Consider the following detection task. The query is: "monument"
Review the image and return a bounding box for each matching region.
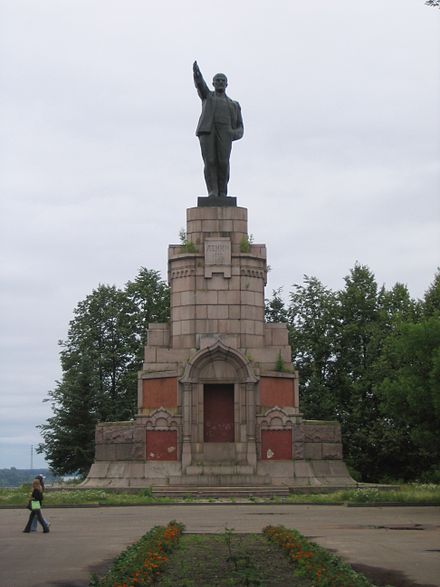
[83,64,354,490]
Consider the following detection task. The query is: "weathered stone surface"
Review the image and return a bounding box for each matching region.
[264,323,288,346]
[102,425,135,443]
[292,442,305,459]
[147,323,170,347]
[114,444,138,460]
[322,443,343,460]
[257,461,295,477]
[154,348,189,363]
[293,460,315,479]
[95,444,116,461]
[304,443,323,459]
[303,422,340,442]
[107,463,130,478]
[87,462,109,478]
[95,427,104,443]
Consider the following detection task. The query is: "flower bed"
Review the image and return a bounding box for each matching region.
[263,525,374,587]
[90,520,184,586]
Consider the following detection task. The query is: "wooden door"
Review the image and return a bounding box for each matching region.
[203,384,234,442]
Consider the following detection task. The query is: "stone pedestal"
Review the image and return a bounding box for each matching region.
[84,201,354,489]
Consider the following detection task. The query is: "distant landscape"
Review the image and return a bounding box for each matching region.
[0,468,62,487]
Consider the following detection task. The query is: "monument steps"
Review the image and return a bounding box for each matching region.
[168,473,272,486]
[151,485,290,498]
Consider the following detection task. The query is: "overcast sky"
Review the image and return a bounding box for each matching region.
[1,1,439,469]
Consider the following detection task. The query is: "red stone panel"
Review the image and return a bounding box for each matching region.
[142,377,177,408]
[146,430,178,461]
[204,384,234,442]
[260,377,295,407]
[261,430,292,460]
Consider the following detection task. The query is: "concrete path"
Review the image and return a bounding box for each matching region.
[0,505,439,587]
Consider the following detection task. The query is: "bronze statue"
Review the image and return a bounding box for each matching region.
[193,61,244,197]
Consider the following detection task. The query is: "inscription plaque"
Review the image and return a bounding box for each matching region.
[204,238,231,278]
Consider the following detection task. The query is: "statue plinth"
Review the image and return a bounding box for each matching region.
[198,195,237,207]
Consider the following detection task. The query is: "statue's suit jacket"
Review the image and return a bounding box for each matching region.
[194,74,244,141]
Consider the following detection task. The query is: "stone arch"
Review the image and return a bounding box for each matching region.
[180,339,257,384]
[143,408,179,430]
[259,407,295,430]
[179,339,258,469]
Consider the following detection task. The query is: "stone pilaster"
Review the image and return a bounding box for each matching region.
[181,382,192,468]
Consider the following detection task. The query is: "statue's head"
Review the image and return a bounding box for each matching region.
[212,73,228,92]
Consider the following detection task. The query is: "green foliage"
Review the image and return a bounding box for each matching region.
[91,521,184,586]
[38,268,169,476]
[265,288,289,323]
[376,317,440,480]
[178,228,198,253]
[264,525,374,586]
[423,269,440,317]
[275,352,284,372]
[289,275,339,421]
[274,352,290,373]
[287,264,434,482]
[239,234,254,253]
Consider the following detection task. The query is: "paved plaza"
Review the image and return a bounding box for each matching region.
[1,505,439,586]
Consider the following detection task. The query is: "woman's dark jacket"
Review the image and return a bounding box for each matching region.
[31,488,44,504]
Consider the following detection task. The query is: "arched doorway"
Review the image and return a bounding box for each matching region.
[180,339,258,470]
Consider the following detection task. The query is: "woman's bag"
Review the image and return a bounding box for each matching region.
[31,500,41,510]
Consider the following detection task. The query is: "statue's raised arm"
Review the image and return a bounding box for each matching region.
[193,60,201,78]
[193,60,209,100]
[193,60,244,199]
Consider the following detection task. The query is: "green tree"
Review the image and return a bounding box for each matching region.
[332,265,418,480]
[423,269,440,317]
[377,317,440,480]
[38,268,170,476]
[289,276,339,420]
[40,356,98,475]
[289,265,418,481]
[125,267,171,362]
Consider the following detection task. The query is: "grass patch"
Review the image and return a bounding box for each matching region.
[308,484,440,505]
[274,484,440,505]
[0,487,174,507]
[1,484,439,507]
[156,530,312,586]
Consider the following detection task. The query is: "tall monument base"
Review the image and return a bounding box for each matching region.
[83,202,354,490]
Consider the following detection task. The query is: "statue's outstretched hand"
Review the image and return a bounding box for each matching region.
[193,61,201,77]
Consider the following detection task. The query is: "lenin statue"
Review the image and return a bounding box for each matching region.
[193,61,244,198]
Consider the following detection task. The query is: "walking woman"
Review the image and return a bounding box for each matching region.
[23,479,50,533]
